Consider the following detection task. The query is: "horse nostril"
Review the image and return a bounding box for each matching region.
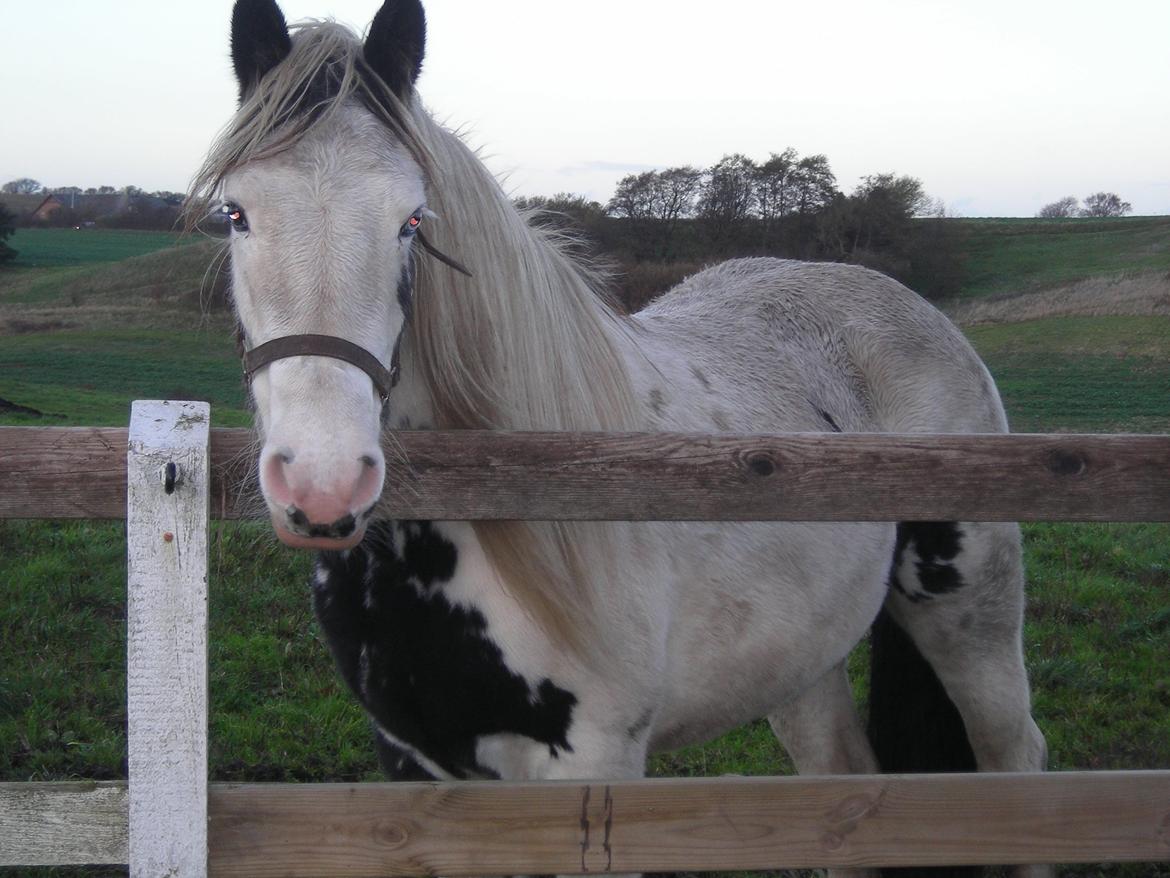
[288,506,309,528]
[359,454,378,469]
[333,514,356,537]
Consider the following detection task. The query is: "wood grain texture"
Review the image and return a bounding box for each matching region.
[126,401,210,878]
[6,772,1170,871]
[206,772,1170,876]
[0,782,128,866]
[2,427,1169,521]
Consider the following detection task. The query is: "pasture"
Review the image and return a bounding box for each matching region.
[1,225,1169,877]
[955,215,1170,299]
[4,229,187,269]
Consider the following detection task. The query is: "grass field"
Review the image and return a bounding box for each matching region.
[2,225,1169,877]
[956,215,1170,299]
[0,330,250,427]
[3,228,187,268]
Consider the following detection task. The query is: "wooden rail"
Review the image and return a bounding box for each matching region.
[2,426,1169,521]
[1,414,1169,876]
[4,772,1169,874]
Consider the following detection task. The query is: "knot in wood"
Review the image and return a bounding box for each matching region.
[1046,448,1086,477]
[743,450,778,477]
[372,818,410,849]
[820,830,845,852]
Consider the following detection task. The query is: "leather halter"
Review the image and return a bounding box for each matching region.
[236,233,470,405]
[242,333,398,403]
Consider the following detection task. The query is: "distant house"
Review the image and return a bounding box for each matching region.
[28,191,174,226]
[0,193,50,222]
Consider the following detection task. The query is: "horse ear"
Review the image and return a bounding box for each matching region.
[363,0,427,98]
[231,0,293,101]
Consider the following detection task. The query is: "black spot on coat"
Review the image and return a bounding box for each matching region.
[888,521,965,602]
[314,521,577,779]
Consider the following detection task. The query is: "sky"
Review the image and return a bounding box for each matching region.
[2,0,1168,217]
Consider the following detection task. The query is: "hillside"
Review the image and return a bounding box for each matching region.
[0,229,242,425]
[1,221,1168,429]
[952,216,1170,299]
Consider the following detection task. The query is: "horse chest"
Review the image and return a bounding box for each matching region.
[311,521,577,779]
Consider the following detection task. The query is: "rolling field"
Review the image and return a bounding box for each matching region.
[956,215,1170,299]
[2,226,1169,877]
[4,228,187,268]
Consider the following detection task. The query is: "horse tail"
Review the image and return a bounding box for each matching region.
[867,604,979,878]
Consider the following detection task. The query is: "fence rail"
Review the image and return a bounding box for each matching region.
[1,408,1168,877]
[4,772,1170,874]
[3,426,1169,521]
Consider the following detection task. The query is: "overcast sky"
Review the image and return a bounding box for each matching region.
[3,1,1168,216]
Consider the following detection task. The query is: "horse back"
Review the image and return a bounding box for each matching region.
[632,257,1007,435]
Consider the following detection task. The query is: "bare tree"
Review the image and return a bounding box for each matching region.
[606,172,656,222]
[754,148,798,246]
[1037,196,1079,218]
[2,178,43,195]
[647,167,702,259]
[1080,192,1132,218]
[698,154,758,252]
[791,154,838,216]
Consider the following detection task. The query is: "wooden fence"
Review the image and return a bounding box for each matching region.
[1,400,1168,876]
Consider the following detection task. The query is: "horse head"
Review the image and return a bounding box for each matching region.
[215,0,429,549]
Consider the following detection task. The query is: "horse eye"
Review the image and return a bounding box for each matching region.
[221,202,249,232]
[400,212,422,238]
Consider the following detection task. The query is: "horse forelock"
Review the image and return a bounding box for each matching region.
[185,19,431,230]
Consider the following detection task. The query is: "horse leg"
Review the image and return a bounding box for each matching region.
[769,661,877,776]
[884,521,1050,878]
[769,662,879,878]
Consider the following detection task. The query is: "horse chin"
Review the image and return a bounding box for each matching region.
[271,519,368,551]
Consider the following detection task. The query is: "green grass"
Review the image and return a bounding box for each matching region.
[0,520,376,786]
[1023,521,1170,772]
[956,216,1170,299]
[0,330,250,427]
[4,228,188,269]
[967,316,1170,433]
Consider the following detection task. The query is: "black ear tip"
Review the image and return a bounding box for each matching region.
[364,0,427,96]
[230,0,292,98]
[231,0,290,37]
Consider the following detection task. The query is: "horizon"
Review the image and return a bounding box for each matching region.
[2,1,1168,218]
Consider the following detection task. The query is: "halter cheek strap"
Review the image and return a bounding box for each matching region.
[242,333,398,403]
[236,234,470,404]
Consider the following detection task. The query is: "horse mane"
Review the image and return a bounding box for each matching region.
[187,20,643,654]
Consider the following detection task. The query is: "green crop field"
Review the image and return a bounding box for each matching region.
[1,222,1168,878]
[956,216,1170,299]
[4,228,187,268]
[0,330,250,427]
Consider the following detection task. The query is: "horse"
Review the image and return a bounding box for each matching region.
[191,2,1049,875]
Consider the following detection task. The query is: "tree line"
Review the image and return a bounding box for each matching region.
[0,179,187,238]
[2,178,186,202]
[517,150,965,299]
[1037,193,1132,218]
[517,152,1138,302]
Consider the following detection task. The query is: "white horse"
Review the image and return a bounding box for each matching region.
[192,2,1048,875]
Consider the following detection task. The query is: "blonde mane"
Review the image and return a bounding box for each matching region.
[188,20,643,653]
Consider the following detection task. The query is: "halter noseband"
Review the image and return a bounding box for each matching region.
[236,235,471,404]
[242,334,398,403]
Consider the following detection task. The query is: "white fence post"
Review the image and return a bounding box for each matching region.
[126,401,210,878]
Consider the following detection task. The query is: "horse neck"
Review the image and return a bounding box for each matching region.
[405,117,639,434]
